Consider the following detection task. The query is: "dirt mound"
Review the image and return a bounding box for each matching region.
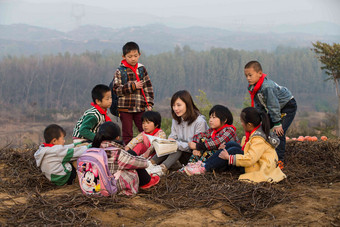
[0,140,339,226]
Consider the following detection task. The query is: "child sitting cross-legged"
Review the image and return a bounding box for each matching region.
[92,121,160,195]
[182,105,239,172]
[34,124,88,186]
[125,111,166,158]
[184,107,286,183]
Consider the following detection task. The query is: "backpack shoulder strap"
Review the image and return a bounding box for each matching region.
[137,66,145,80]
[118,65,128,84]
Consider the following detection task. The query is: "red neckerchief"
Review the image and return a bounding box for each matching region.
[211,124,236,139]
[242,124,261,151]
[121,59,149,107]
[91,102,111,122]
[43,143,55,147]
[248,74,266,107]
[144,128,160,136]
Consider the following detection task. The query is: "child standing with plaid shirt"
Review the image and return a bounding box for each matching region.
[111,41,154,145]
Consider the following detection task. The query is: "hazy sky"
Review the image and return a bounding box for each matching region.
[1,0,339,32]
[20,0,340,24]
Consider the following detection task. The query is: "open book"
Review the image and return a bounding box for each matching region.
[145,135,178,157]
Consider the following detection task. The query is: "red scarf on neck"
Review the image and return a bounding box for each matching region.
[242,124,261,151]
[91,102,111,122]
[121,60,149,107]
[144,128,160,136]
[248,74,266,107]
[43,143,54,147]
[211,124,236,139]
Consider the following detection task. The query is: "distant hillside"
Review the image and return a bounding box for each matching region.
[272,21,340,36]
[0,24,339,56]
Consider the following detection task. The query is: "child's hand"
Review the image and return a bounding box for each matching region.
[218,149,229,160]
[192,150,201,156]
[188,142,197,150]
[218,142,226,150]
[135,80,143,89]
[124,146,130,151]
[147,106,152,111]
[273,125,284,137]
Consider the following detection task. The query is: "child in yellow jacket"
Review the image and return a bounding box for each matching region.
[184,107,286,183]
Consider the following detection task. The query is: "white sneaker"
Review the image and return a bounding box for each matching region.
[145,163,156,174]
[147,160,154,168]
[148,165,165,176]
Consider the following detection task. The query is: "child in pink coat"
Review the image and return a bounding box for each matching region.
[125,111,166,158]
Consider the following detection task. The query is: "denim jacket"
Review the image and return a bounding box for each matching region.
[254,77,293,124]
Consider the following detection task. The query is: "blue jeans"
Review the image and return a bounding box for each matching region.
[275,98,297,161]
[204,141,244,172]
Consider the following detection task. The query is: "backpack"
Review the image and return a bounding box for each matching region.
[109,65,145,116]
[77,148,117,196]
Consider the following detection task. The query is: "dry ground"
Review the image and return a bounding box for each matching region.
[0,140,339,226]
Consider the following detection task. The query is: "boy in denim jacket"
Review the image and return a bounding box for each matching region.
[244,61,297,169]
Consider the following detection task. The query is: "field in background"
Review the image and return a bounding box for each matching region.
[0,105,335,148]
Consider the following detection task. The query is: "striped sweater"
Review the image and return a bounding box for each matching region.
[72,107,106,141]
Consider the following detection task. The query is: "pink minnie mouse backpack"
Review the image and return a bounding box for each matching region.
[77,148,117,196]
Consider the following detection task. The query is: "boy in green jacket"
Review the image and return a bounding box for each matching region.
[73,84,112,142]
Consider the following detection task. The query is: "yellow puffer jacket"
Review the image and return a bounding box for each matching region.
[234,130,286,183]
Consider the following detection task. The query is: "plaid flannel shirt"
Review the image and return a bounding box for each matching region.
[113,63,154,113]
[100,141,148,196]
[192,126,239,151]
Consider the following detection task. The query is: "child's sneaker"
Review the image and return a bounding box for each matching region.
[147,160,154,167]
[148,164,166,176]
[277,160,284,170]
[184,164,206,176]
[192,161,203,167]
[177,165,186,173]
[179,161,202,173]
[140,174,160,189]
[145,163,155,175]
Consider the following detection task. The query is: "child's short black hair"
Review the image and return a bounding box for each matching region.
[92,84,110,103]
[122,41,140,56]
[209,105,233,125]
[44,124,66,144]
[141,111,162,128]
[245,61,262,73]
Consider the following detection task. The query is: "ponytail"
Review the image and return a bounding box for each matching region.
[241,107,271,138]
[260,112,270,138]
[92,133,105,148]
[91,122,121,148]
